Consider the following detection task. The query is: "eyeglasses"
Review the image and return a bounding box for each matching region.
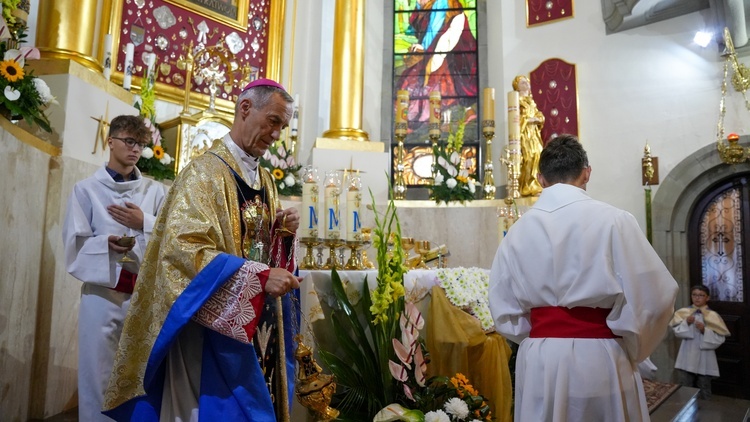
[691,293,708,297]
[111,136,147,150]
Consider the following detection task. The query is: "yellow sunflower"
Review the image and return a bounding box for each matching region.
[272,168,284,180]
[0,60,24,82]
[153,145,165,159]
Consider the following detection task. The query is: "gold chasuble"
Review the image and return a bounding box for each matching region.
[104,140,297,420]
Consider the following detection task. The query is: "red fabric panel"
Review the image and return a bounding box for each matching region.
[530,58,579,145]
[529,306,620,339]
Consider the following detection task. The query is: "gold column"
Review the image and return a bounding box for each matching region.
[322,0,369,142]
[36,0,102,72]
[267,0,286,82]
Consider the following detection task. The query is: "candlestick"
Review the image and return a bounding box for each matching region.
[483,88,495,133]
[507,91,521,198]
[394,91,409,199]
[103,34,113,81]
[429,90,441,137]
[123,43,134,90]
[482,126,496,200]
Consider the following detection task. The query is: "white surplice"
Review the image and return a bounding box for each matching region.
[672,309,725,377]
[489,183,678,422]
[63,165,167,421]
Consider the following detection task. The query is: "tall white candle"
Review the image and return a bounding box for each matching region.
[103,34,113,81]
[346,173,362,242]
[123,43,134,90]
[301,173,319,239]
[508,91,521,164]
[324,172,341,240]
[291,94,299,135]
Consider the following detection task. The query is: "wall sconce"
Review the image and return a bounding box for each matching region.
[642,143,659,185]
[722,27,750,92]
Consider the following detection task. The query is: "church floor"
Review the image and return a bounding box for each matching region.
[39,393,750,422]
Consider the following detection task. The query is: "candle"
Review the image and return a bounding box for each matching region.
[395,90,409,136]
[146,52,156,77]
[123,43,134,90]
[103,34,112,81]
[483,87,495,122]
[429,90,441,137]
[291,94,299,135]
[324,171,341,240]
[507,91,521,165]
[346,173,362,242]
[301,174,319,239]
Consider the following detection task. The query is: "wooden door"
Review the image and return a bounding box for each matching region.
[688,175,750,399]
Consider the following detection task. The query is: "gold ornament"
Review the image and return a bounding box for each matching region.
[294,335,339,421]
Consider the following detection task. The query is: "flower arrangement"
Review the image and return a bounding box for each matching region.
[134,63,175,181]
[436,268,492,331]
[260,140,302,197]
[431,112,478,204]
[315,188,494,421]
[0,2,55,132]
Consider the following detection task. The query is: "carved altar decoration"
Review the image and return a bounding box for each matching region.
[104,0,280,114]
[160,112,232,173]
[529,58,579,145]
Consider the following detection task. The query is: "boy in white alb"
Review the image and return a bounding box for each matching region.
[63,115,167,421]
[671,284,729,399]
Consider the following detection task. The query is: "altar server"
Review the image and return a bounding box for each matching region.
[63,114,167,421]
[489,134,678,422]
[671,284,729,399]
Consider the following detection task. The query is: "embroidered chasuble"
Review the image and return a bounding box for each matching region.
[103,140,298,421]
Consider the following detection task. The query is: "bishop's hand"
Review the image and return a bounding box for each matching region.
[265,268,302,297]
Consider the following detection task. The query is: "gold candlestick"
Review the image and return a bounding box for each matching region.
[299,237,321,270]
[289,133,298,161]
[500,146,521,199]
[429,128,440,185]
[482,121,496,199]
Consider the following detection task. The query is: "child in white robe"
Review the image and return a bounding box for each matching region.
[670,284,730,399]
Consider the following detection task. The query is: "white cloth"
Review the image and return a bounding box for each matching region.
[672,309,725,377]
[63,165,167,421]
[489,183,678,422]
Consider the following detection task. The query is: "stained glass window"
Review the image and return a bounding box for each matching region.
[393,0,479,186]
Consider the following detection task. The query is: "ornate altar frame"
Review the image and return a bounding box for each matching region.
[98,0,286,116]
[160,111,233,172]
[163,0,250,31]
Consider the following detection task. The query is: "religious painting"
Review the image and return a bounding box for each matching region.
[526,0,574,27]
[104,0,283,114]
[163,0,249,31]
[392,0,480,187]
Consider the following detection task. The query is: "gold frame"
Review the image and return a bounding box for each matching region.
[163,0,249,31]
[99,0,286,116]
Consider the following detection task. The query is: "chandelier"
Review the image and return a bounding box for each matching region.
[716,27,750,165]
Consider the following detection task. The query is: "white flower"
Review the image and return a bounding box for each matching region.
[284,174,295,187]
[141,147,154,159]
[444,397,470,419]
[450,151,461,165]
[468,181,476,194]
[32,78,57,104]
[437,267,493,330]
[4,85,20,101]
[446,178,457,189]
[279,181,286,189]
[434,173,444,185]
[425,410,450,422]
[159,153,172,165]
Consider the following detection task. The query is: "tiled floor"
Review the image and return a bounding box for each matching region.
[652,387,750,422]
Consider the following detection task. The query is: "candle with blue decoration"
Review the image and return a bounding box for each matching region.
[301,166,319,238]
[324,170,342,240]
[346,171,362,241]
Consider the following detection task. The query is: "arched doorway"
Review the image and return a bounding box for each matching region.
[652,143,750,400]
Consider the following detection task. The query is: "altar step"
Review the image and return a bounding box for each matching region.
[651,386,750,422]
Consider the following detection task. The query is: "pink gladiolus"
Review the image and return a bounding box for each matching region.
[20,47,40,60]
[389,360,408,382]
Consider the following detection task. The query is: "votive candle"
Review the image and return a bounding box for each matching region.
[346,174,362,242]
[324,174,341,240]
[429,90,441,137]
[395,90,409,136]
[103,34,113,81]
[123,43,134,90]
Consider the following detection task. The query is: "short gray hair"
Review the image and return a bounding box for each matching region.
[236,85,294,113]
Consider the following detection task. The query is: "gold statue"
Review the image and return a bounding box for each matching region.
[294,335,339,421]
[513,75,545,196]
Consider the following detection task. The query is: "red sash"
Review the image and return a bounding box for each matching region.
[529,306,620,339]
[113,269,137,294]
